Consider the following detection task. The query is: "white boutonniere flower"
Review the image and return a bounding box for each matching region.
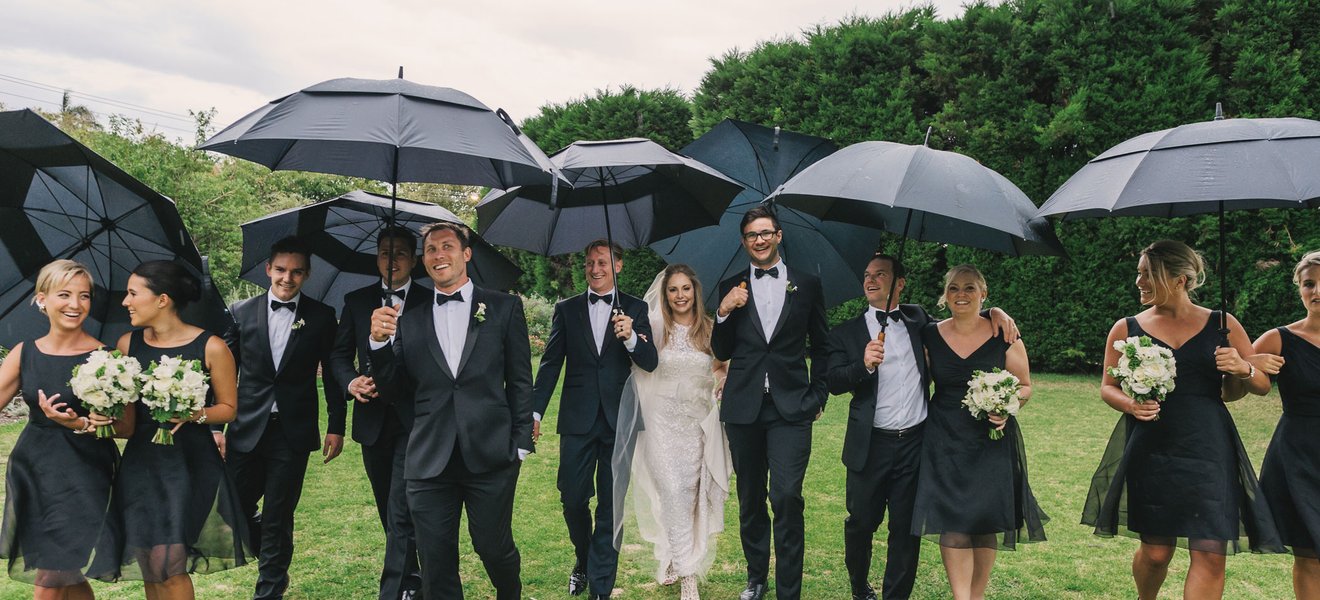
[786,281,798,294]
[292,318,306,331]
[475,302,487,323]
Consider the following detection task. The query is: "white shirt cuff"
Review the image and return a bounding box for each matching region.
[623,332,637,352]
[716,312,728,324]
[518,448,531,461]
[368,337,392,350]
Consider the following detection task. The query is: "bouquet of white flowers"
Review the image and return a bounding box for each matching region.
[67,349,142,438]
[139,355,209,445]
[1107,336,1176,420]
[962,367,1023,440]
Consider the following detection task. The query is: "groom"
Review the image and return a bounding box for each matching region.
[713,206,829,600]
[368,222,533,600]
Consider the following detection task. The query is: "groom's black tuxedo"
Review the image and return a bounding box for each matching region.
[531,290,657,596]
[711,266,827,600]
[328,281,430,600]
[223,293,340,600]
[370,283,532,600]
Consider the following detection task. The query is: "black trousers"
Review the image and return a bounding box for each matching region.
[725,395,813,600]
[362,418,421,600]
[845,425,923,600]
[557,413,617,596]
[408,447,522,600]
[229,415,310,600]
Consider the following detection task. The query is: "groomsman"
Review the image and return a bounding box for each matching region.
[532,240,658,599]
[220,236,343,600]
[368,222,533,600]
[827,253,1017,600]
[329,225,427,600]
[712,206,829,600]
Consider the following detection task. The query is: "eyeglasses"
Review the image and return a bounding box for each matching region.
[742,229,779,242]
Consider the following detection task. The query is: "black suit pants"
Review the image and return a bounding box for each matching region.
[725,395,813,600]
[229,415,310,600]
[362,418,422,600]
[557,413,618,595]
[408,449,522,600]
[844,425,922,600]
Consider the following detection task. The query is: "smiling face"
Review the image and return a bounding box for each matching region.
[39,273,92,332]
[584,245,620,295]
[122,273,163,328]
[943,272,987,315]
[376,234,417,289]
[665,271,695,319]
[740,217,782,268]
[1135,254,1182,307]
[266,252,310,302]
[1300,265,1320,317]
[423,228,471,293]
[863,257,905,310]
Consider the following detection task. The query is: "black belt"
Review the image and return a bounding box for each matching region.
[873,423,923,438]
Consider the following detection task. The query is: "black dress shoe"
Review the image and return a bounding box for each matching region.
[852,584,878,600]
[739,582,767,600]
[568,565,588,596]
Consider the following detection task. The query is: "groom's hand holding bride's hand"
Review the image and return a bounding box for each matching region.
[370,306,399,343]
[718,284,748,318]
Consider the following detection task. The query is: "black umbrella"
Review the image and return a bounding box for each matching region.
[649,119,883,307]
[0,109,232,346]
[237,189,521,313]
[1036,104,1320,334]
[768,136,1064,335]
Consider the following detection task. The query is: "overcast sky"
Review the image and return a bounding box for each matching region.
[2,0,969,141]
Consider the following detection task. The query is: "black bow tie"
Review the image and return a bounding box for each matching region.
[589,292,613,305]
[435,291,464,306]
[271,300,296,311]
[388,288,407,301]
[875,309,903,324]
[754,266,779,279]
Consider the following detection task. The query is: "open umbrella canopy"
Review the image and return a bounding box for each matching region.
[238,190,521,313]
[0,109,231,346]
[199,76,560,191]
[650,120,883,307]
[476,137,743,255]
[769,140,1064,257]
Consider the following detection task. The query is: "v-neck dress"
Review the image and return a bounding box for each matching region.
[1081,312,1283,554]
[910,323,1048,549]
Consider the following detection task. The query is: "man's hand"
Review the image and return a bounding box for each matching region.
[370,306,399,343]
[988,307,1019,343]
[213,432,227,459]
[348,375,378,403]
[718,284,749,318]
[322,433,344,464]
[863,339,885,370]
[532,419,542,442]
[612,312,633,341]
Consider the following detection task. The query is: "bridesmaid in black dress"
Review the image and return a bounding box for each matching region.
[0,259,129,599]
[1252,250,1320,600]
[92,261,249,599]
[1081,240,1282,600]
[910,265,1046,600]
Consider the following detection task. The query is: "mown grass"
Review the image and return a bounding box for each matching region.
[0,373,1297,599]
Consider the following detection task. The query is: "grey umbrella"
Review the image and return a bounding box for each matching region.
[1036,104,1320,334]
[0,109,232,346]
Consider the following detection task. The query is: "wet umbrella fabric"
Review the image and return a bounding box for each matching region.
[238,190,522,313]
[476,138,742,255]
[650,120,882,308]
[0,109,232,346]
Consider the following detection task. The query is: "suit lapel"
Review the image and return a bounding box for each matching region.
[275,302,304,375]
[768,267,793,341]
[454,288,482,377]
[256,299,278,374]
[419,300,456,381]
[744,277,768,343]
[577,295,601,358]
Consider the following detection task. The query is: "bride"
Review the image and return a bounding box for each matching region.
[613,264,731,600]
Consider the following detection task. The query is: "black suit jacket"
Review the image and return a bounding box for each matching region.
[531,291,658,435]
[223,294,342,455]
[328,281,431,445]
[827,304,935,471]
[711,268,829,424]
[370,285,534,479]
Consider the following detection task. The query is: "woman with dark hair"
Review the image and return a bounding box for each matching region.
[92,260,249,599]
[614,264,730,600]
[0,260,126,599]
[1253,250,1320,600]
[1082,240,1281,600]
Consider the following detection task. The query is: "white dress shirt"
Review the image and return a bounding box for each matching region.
[433,280,474,376]
[587,288,637,353]
[750,260,787,341]
[865,309,926,429]
[266,291,302,413]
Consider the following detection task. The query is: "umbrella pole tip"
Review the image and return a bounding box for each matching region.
[1214,102,1224,120]
[398,66,404,79]
[924,125,933,146]
[773,126,781,151]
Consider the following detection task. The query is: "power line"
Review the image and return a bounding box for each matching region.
[0,88,198,137]
[0,72,195,123]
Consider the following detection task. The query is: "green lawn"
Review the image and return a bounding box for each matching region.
[0,373,1297,599]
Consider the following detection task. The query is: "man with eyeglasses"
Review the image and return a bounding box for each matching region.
[712,205,829,600]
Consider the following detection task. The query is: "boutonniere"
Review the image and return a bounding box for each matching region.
[291,318,306,331]
[475,302,487,323]
[786,281,798,294]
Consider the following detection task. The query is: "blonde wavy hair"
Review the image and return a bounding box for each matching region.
[1293,250,1320,284]
[658,264,713,355]
[32,259,92,311]
[937,264,987,310]
[1141,240,1206,301]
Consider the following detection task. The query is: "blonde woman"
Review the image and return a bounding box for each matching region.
[0,260,127,599]
[613,264,730,600]
[909,264,1046,600]
[1253,250,1320,600]
[1082,240,1282,600]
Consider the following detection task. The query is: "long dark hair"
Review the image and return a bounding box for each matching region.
[132,261,201,311]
